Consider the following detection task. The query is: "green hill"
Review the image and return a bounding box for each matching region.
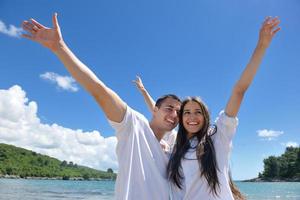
[0,143,116,180]
[259,146,300,181]
[245,146,300,182]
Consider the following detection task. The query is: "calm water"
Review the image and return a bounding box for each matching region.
[1,179,300,200]
[0,179,114,200]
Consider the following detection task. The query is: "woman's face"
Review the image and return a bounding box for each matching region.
[182,100,205,138]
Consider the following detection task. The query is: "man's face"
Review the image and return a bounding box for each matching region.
[153,97,181,131]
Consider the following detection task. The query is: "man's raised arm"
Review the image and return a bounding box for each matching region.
[133,75,155,114]
[22,13,126,122]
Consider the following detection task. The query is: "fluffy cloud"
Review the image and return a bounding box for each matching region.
[284,141,299,148]
[0,85,117,171]
[257,129,284,141]
[40,72,79,92]
[0,20,23,38]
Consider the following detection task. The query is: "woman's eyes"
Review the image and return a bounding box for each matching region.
[183,111,202,115]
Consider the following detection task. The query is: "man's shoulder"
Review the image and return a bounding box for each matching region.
[128,106,149,124]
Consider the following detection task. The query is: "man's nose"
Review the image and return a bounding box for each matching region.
[170,110,178,118]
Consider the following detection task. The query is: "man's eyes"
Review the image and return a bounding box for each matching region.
[164,107,180,113]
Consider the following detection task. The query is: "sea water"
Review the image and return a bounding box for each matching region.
[1,179,300,200]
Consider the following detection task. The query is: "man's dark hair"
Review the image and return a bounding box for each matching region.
[155,94,181,108]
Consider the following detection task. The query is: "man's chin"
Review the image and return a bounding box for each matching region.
[165,125,175,131]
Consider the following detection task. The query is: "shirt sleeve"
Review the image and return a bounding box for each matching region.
[212,110,239,169]
[162,129,177,147]
[108,105,134,141]
[214,110,239,142]
[108,105,150,141]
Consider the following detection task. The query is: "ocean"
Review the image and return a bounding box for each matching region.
[0,179,300,200]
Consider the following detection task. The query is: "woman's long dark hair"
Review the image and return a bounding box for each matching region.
[229,171,246,200]
[167,97,220,195]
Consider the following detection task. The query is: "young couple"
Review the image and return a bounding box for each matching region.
[22,14,280,200]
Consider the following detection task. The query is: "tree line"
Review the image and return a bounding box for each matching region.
[259,146,300,181]
[0,143,116,180]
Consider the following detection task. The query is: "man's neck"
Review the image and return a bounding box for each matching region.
[149,121,165,141]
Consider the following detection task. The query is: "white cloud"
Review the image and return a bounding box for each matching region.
[0,85,117,171]
[283,141,299,148]
[40,72,79,92]
[257,129,284,141]
[0,20,23,38]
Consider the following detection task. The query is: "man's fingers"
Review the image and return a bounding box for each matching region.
[22,21,36,31]
[52,13,60,30]
[21,33,34,41]
[22,22,36,35]
[22,21,33,30]
[30,18,46,29]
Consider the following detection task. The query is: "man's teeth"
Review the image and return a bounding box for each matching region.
[166,119,174,124]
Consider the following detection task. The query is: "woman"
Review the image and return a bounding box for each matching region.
[168,97,243,199]
[167,17,280,200]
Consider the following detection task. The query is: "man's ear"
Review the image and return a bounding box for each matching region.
[153,106,159,113]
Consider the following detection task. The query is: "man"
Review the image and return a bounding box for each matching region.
[22,13,181,200]
[133,76,178,151]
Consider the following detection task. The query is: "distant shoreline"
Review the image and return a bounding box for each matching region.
[242,177,300,182]
[0,174,114,181]
[2,175,300,183]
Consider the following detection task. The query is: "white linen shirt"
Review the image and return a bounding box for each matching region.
[171,111,238,200]
[162,130,177,153]
[109,105,171,200]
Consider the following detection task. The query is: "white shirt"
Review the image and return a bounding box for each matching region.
[162,130,177,153]
[109,105,171,200]
[171,111,238,200]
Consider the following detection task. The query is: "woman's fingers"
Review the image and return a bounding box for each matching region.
[272,27,281,36]
[270,19,280,30]
[261,17,280,36]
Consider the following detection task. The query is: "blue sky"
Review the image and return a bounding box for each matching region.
[0,0,299,180]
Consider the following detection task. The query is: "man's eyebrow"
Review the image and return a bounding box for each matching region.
[164,105,180,112]
[165,105,175,108]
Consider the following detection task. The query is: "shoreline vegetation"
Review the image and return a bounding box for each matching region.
[0,143,116,181]
[243,146,300,183]
[242,177,300,182]
[0,174,114,181]
[1,143,299,182]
